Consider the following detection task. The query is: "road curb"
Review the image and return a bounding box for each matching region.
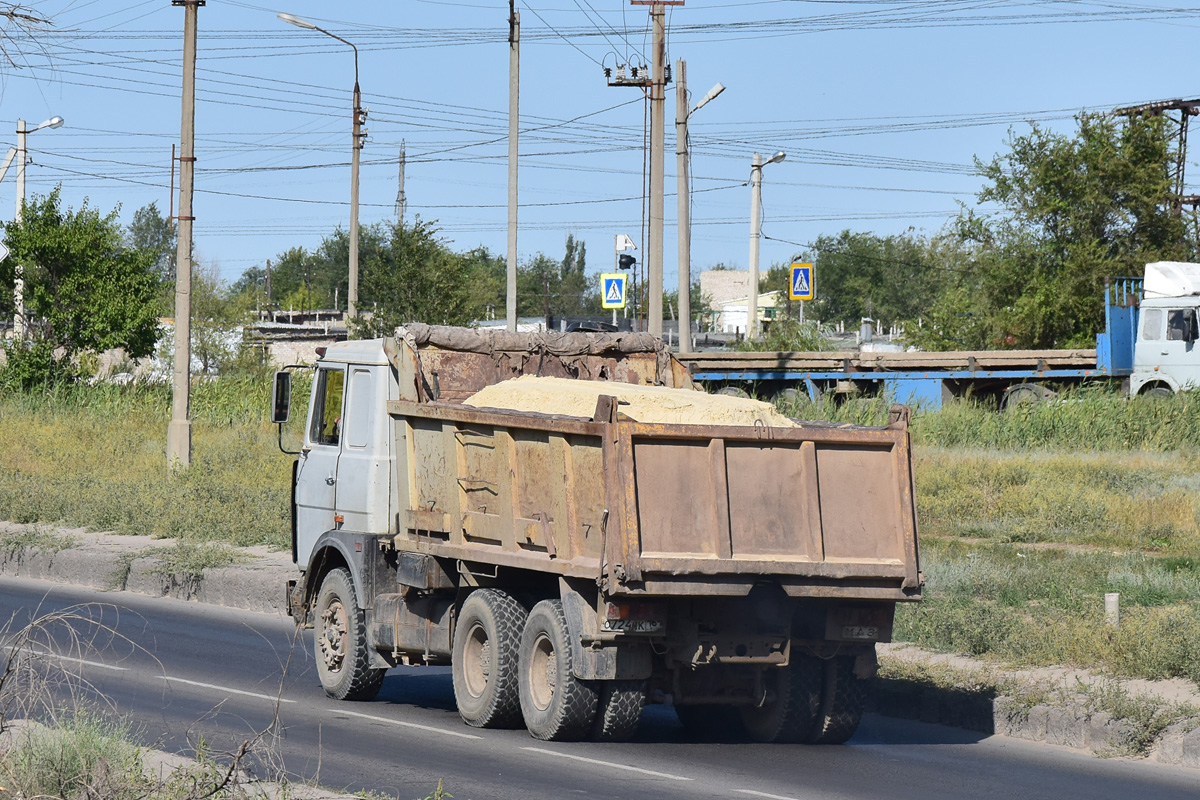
[0,526,294,616]
[870,676,1200,767]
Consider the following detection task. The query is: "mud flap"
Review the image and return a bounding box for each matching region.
[559,578,651,681]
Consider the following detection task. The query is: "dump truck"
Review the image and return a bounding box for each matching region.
[272,324,921,743]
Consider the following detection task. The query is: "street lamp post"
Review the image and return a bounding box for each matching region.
[674,59,723,354]
[279,13,366,323]
[11,115,64,337]
[747,150,785,341]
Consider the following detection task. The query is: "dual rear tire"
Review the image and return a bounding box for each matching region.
[450,593,643,742]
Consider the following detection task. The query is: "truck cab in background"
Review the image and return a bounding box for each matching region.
[1130,263,1200,396]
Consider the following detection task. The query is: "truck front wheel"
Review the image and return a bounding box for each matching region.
[452,589,527,728]
[518,600,598,741]
[314,567,385,701]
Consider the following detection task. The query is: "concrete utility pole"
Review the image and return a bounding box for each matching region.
[9,115,64,337]
[648,2,666,338]
[168,0,202,469]
[747,150,785,340]
[397,140,406,222]
[507,0,520,332]
[674,61,689,352]
[350,71,365,320]
[278,13,365,321]
[674,63,724,354]
[14,119,26,338]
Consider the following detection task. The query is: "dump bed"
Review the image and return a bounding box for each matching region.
[384,325,920,602]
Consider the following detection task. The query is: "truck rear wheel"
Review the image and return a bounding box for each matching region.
[590,680,644,742]
[808,656,866,744]
[452,588,527,728]
[518,600,598,741]
[314,567,385,701]
[740,657,822,743]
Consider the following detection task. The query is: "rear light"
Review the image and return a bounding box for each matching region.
[316,347,327,358]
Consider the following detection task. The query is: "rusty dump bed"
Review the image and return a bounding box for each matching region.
[384,325,921,602]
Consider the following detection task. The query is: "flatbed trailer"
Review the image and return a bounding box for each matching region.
[679,280,1141,409]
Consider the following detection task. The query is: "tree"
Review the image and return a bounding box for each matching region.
[0,5,52,71]
[949,112,1189,348]
[353,217,477,336]
[761,230,956,331]
[126,201,176,282]
[1,190,162,383]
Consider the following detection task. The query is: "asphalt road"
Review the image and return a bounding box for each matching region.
[2,577,1197,800]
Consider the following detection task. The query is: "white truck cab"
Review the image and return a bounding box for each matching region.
[1131,262,1200,395]
[293,340,397,571]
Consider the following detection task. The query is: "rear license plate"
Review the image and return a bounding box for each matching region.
[841,625,879,641]
[603,619,663,633]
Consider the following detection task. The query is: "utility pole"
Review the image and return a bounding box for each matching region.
[675,67,723,354]
[507,0,520,332]
[396,140,406,222]
[747,150,785,340]
[675,60,689,353]
[614,1,680,340]
[14,119,26,338]
[648,2,666,339]
[168,0,202,469]
[350,77,365,321]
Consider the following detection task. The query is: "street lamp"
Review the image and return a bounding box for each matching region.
[674,58,723,353]
[278,12,366,322]
[9,115,65,337]
[747,150,785,341]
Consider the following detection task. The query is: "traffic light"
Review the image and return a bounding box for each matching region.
[618,254,636,270]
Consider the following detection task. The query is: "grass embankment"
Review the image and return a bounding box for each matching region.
[0,377,305,552]
[3,381,1200,687]
[782,388,1200,684]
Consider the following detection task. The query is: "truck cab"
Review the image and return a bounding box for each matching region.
[1131,296,1200,395]
[293,340,396,571]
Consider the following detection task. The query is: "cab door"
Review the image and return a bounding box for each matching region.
[1156,306,1200,390]
[294,365,345,567]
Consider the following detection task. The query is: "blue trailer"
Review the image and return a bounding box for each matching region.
[679,279,1150,410]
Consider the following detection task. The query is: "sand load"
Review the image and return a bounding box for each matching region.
[463,374,799,427]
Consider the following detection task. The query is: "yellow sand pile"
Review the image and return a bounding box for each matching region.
[464,375,798,427]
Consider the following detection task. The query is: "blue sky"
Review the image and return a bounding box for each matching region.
[3,0,1200,296]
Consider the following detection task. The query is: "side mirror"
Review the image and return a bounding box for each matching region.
[272,370,292,424]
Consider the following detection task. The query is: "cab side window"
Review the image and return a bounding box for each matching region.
[311,368,345,447]
[1141,308,1163,341]
[1166,309,1197,342]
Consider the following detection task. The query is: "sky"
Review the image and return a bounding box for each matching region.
[3,0,1200,301]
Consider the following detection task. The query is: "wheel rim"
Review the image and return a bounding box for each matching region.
[529,632,557,711]
[462,622,492,699]
[318,596,349,672]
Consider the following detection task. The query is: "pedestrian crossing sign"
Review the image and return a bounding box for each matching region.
[601,273,627,309]
[790,262,814,301]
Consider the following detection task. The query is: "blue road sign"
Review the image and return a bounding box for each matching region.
[790,262,814,301]
[601,272,627,309]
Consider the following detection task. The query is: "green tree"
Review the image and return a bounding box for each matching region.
[948,112,1189,348]
[762,230,954,330]
[353,217,477,335]
[126,201,176,282]
[2,189,162,384]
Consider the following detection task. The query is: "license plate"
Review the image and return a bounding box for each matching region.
[603,619,663,633]
[841,625,878,641]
